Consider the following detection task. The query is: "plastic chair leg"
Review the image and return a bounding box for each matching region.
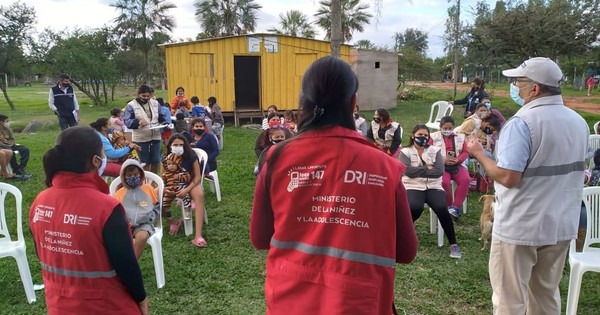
[15,249,36,303]
[210,171,222,202]
[428,208,444,247]
[148,233,165,289]
[565,264,583,315]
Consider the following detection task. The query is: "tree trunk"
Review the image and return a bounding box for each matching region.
[330,0,342,57]
[0,84,16,110]
[102,80,108,104]
[71,80,99,106]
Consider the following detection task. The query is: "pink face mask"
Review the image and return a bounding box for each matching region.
[269,120,280,128]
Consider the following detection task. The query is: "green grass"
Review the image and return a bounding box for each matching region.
[1,84,600,314]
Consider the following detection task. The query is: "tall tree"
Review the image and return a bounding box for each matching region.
[0,1,36,110]
[45,29,120,106]
[466,0,600,67]
[111,0,176,83]
[194,0,262,38]
[314,0,373,45]
[393,28,429,55]
[267,10,316,38]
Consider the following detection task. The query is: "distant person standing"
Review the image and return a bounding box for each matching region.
[587,74,595,96]
[49,74,80,130]
[207,96,224,144]
[468,57,588,315]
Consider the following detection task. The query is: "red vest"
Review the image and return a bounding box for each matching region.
[30,172,140,315]
[263,126,406,315]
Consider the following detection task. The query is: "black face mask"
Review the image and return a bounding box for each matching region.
[354,113,359,120]
[136,98,148,105]
[483,127,493,135]
[474,86,480,91]
[414,136,428,147]
[271,139,284,145]
[373,117,382,124]
[194,128,205,136]
[61,83,71,89]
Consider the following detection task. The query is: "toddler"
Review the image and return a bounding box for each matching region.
[162,153,193,222]
[114,159,159,260]
[109,107,125,132]
[111,131,138,162]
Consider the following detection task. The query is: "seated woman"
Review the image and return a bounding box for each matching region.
[367,108,401,156]
[430,116,470,219]
[354,105,367,136]
[455,103,488,136]
[397,124,462,259]
[90,118,140,178]
[163,134,208,247]
[182,118,219,173]
[255,113,294,157]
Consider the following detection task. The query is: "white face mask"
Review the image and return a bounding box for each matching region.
[171,146,184,156]
[441,130,453,137]
[3,121,10,128]
[97,156,107,176]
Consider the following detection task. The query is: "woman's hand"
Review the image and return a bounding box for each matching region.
[138,298,149,315]
[139,120,149,127]
[128,143,141,151]
[446,157,459,165]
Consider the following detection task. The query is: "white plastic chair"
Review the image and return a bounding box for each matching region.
[566,186,600,315]
[588,135,600,170]
[428,181,468,247]
[181,148,210,236]
[0,183,36,303]
[194,148,222,202]
[109,172,165,289]
[593,121,599,135]
[425,101,454,131]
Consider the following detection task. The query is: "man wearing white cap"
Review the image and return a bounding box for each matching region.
[467,57,588,315]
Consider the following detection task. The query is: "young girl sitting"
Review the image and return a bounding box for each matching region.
[109,107,125,132]
[283,110,297,133]
[254,126,287,176]
[162,153,192,220]
[114,159,160,260]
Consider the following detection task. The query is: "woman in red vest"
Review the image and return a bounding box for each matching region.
[30,126,148,315]
[251,56,418,315]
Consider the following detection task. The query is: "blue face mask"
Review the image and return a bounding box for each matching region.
[125,176,142,188]
[510,84,525,106]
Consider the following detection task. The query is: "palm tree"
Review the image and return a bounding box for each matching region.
[267,10,316,39]
[315,0,373,44]
[111,0,176,82]
[267,10,316,38]
[354,39,375,50]
[194,0,262,38]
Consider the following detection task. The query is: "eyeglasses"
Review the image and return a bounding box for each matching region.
[510,78,533,85]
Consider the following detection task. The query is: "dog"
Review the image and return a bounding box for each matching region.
[479,194,495,251]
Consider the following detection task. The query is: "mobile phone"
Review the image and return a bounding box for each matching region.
[447,151,456,158]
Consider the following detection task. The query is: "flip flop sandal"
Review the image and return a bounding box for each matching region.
[191,236,208,247]
[169,218,183,235]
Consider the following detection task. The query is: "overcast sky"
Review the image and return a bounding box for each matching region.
[21,0,492,58]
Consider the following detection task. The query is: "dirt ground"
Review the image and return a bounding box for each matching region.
[409,81,600,114]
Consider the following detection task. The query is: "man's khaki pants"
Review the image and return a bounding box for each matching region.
[489,238,570,315]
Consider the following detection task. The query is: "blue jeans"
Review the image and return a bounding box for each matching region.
[58,114,78,130]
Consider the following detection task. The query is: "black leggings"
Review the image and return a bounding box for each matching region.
[407,189,457,245]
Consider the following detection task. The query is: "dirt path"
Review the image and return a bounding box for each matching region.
[409,81,600,114]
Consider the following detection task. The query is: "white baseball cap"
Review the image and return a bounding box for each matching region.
[502,57,564,87]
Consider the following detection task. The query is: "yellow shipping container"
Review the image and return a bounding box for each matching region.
[160,34,351,124]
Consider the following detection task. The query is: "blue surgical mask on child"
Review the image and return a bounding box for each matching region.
[125,176,142,188]
[510,84,525,106]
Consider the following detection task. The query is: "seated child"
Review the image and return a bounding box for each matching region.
[114,159,159,260]
[175,112,188,133]
[254,126,287,176]
[284,110,297,133]
[162,153,193,228]
[109,107,125,132]
[111,131,138,163]
[190,96,206,118]
[175,101,191,119]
